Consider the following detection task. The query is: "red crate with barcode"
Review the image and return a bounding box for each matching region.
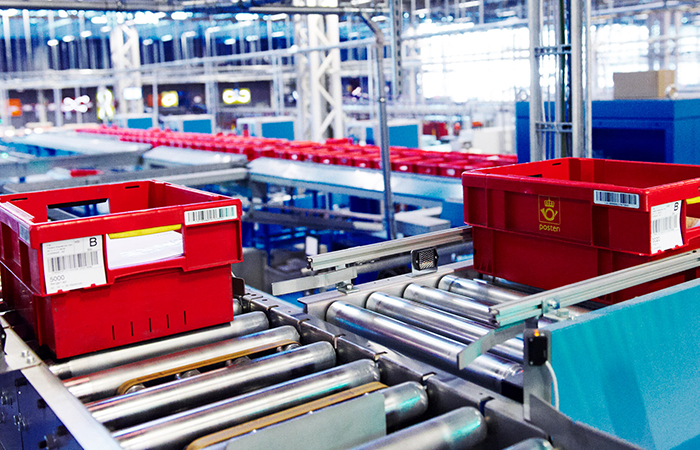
[463,158,700,303]
[0,181,242,358]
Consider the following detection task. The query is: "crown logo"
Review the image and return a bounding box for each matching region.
[544,199,555,208]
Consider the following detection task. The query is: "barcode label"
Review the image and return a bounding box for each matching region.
[19,224,29,244]
[185,205,237,226]
[594,190,640,209]
[651,201,682,254]
[42,236,106,294]
[47,251,100,273]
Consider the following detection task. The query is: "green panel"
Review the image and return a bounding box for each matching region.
[547,279,700,450]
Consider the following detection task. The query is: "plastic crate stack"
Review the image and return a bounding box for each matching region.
[77,126,517,178]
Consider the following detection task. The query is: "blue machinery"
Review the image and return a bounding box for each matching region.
[517,99,700,164]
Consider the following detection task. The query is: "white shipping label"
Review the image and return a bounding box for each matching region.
[42,236,107,294]
[185,205,237,226]
[651,201,683,254]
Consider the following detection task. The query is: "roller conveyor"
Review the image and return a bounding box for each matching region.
[4,232,680,450]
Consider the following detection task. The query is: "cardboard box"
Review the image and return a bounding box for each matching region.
[613,70,675,99]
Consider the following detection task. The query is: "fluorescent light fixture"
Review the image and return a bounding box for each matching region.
[161,34,173,42]
[182,31,196,38]
[413,8,428,14]
[62,35,75,43]
[3,8,18,17]
[58,10,68,18]
[235,13,258,22]
[143,38,153,45]
[223,88,252,105]
[100,25,111,33]
[271,31,285,38]
[80,30,92,38]
[497,10,516,17]
[371,15,387,22]
[171,11,188,20]
[91,15,108,24]
[160,91,179,108]
[123,87,143,101]
[348,31,359,37]
[458,0,479,7]
[206,26,221,33]
[224,38,236,45]
[245,35,259,42]
[270,13,288,21]
[47,39,59,47]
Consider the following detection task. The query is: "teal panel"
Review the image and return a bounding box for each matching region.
[182,119,212,134]
[260,121,295,140]
[126,117,153,130]
[388,124,420,148]
[547,279,700,450]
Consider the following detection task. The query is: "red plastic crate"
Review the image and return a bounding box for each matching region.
[0,181,242,358]
[463,158,700,303]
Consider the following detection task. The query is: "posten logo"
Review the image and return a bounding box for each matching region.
[538,196,561,233]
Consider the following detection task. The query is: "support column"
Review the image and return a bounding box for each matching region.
[110,24,144,115]
[293,0,344,141]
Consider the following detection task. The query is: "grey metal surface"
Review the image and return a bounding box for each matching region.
[3,132,151,155]
[2,162,247,193]
[438,275,527,305]
[366,292,523,363]
[350,407,487,450]
[325,302,521,392]
[50,312,269,379]
[64,326,301,402]
[113,360,381,450]
[403,284,498,325]
[248,157,463,208]
[307,226,471,271]
[0,150,145,180]
[503,438,555,450]
[218,390,387,450]
[87,342,337,429]
[142,146,247,167]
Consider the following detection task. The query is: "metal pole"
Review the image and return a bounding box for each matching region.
[571,0,584,158]
[528,0,542,162]
[49,312,268,379]
[64,326,300,402]
[362,14,396,240]
[88,342,336,429]
[53,87,63,127]
[585,0,592,158]
[152,73,159,127]
[113,360,380,450]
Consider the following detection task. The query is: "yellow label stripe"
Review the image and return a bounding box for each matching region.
[687,196,700,205]
[108,224,181,239]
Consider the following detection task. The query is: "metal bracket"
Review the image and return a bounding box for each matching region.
[457,322,525,370]
[272,267,358,296]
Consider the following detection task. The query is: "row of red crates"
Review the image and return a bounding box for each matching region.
[78,126,517,178]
